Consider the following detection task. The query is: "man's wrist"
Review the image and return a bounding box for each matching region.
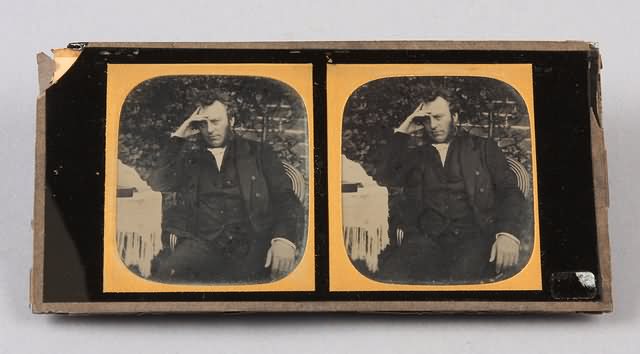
[170,132,188,139]
[271,237,296,250]
[496,232,520,245]
[162,136,187,153]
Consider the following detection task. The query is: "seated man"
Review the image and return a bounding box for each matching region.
[378,88,526,283]
[147,100,304,283]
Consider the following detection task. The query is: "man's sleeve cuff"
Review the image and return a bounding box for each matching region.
[271,237,297,250]
[167,135,187,144]
[496,232,520,245]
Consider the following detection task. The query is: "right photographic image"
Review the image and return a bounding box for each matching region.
[328,64,542,290]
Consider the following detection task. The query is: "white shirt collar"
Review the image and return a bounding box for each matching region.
[207,147,226,170]
[431,143,449,167]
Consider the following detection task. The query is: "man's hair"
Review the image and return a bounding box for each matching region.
[197,92,238,124]
[419,87,461,116]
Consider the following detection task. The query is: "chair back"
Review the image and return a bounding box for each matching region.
[282,161,305,202]
[506,156,532,200]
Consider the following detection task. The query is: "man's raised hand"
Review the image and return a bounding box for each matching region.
[396,102,428,134]
[171,107,209,138]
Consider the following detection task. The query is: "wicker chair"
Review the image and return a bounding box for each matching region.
[505,156,531,200]
[282,161,306,202]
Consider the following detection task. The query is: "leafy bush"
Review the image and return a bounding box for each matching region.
[341,76,532,180]
[119,75,308,182]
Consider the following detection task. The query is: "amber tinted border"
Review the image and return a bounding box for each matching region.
[103,64,316,292]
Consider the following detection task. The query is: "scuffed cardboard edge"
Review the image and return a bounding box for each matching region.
[84,40,592,51]
[31,54,50,313]
[36,53,55,96]
[28,299,612,315]
[588,45,613,312]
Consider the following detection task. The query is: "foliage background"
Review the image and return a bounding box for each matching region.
[118,75,309,188]
[342,76,532,182]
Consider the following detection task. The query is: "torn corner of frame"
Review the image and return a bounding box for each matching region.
[37,47,82,96]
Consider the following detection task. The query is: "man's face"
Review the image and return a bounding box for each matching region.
[419,96,458,143]
[197,101,234,148]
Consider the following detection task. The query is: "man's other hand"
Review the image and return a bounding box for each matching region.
[489,233,520,273]
[264,238,296,277]
[171,107,209,138]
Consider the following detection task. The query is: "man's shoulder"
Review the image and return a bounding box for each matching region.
[233,136,280,160]
[457,131,487,141]
[233,135,263,153]
[456,131,491,149]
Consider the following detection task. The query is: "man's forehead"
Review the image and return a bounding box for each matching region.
[200,101,228,119]
[422,96,450,113]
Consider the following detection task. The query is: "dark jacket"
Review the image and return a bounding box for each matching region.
[380,131,525,238]
[147,134,303,245]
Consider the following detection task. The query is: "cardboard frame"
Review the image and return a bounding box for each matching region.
[31,41,611,314]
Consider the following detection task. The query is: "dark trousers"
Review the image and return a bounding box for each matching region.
[150,232,270,284]
[377,228,494,284]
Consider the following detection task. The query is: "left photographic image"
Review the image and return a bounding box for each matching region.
[104,64,315,292]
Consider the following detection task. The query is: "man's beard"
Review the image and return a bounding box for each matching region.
[204,126,234,148]
[426,121,457,143]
